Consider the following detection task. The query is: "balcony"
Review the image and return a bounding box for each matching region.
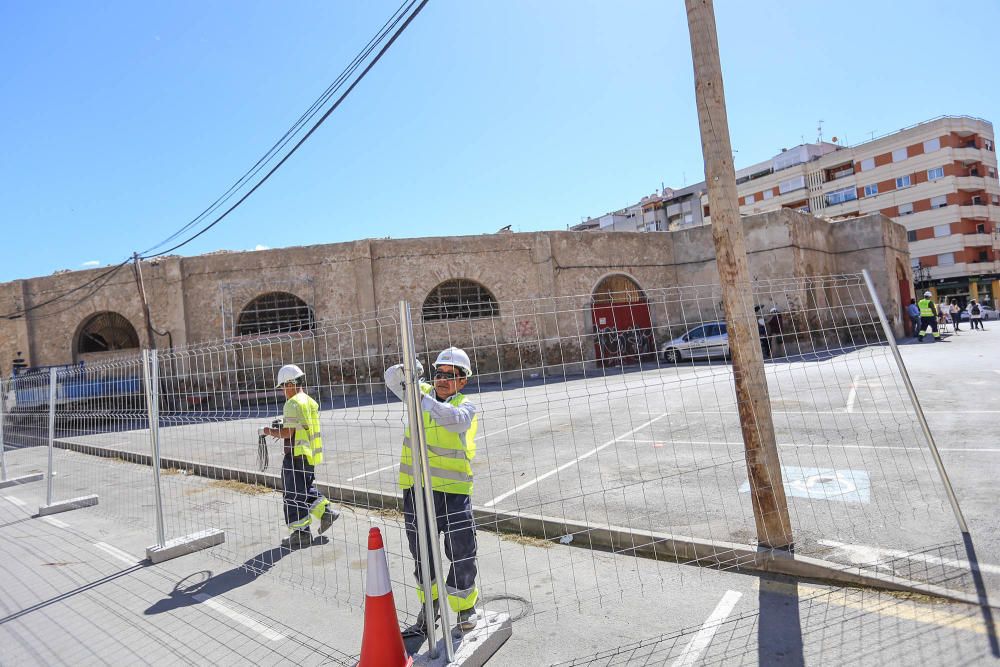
[956,175,987,191]
[962,233,994,247]
[958,204,992,219]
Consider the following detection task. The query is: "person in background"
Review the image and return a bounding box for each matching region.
[968,299,984,330]
[907,298,921,338]
[917,291,940,342]
[950,299,962,332]
[765,307,784,357]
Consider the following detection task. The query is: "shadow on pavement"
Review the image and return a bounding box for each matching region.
[144,537,329,616]
[757,577,804,666]
[0,563,146,626]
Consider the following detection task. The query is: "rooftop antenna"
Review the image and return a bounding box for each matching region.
[817,119,824,143]
[682,171,687,186]
[868,129,876,141]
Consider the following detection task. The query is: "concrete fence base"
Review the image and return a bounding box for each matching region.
[0,472,45,489]
[53,437,982,606]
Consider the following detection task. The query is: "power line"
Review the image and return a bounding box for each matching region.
[7,0,429,321]
[140,0,423,258]
[144,0,430,259]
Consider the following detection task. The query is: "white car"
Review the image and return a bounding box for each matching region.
[959,305,997,321]
[660,322,730,363]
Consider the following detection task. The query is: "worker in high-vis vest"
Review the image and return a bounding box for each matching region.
[384,347,480,636]
[916,291,941,342]
[264,364,339,550]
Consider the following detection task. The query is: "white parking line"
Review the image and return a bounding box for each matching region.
[482,415,551,438]
[346,463,396,482]
[819,539,1000,576]
[629,439,1000,453]
[93,542,141,566]
[671,590,743,667]
[40,516,69,528]
[3,496,27,507]
[192,594,285,641]
[845,375,861,413]
[484,413,669,507]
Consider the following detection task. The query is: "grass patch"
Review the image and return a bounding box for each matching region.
[210,479,274,496]
[500,532,554,549]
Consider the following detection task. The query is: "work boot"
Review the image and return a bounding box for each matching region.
[454,607,479,634]
[281,530,312,550]
[402,606,439,638]
[319,507,340,534]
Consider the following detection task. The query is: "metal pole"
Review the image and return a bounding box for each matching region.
[0,377,7,482]
[861,269,969,532]
[405,312,457,661]
[143,350,167,547]
[46,367,57,506]
[398,301,444,659]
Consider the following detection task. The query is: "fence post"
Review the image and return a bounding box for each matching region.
[46,367,57,506]
[0,376,6,482]
[38,367,99,515]
[143,349,226,563]
[399,300,456,661]
[143,350,167,548]
[861,270,969,533]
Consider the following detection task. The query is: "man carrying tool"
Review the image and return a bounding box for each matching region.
[262,364,338,549]
[384,347,480,637]
[916,291,941,342]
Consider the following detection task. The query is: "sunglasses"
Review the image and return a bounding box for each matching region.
[433,370,464,381]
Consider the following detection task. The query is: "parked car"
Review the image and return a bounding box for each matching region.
[959,305,998,321]
[660,321,729,363]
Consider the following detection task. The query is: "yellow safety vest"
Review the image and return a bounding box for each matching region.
[399,383,477,495]
[283,392,323,466]
[918,298,935,317]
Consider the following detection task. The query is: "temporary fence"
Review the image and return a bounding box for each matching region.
[0,272,973,644]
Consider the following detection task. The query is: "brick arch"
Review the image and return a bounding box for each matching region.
[75,311,140,357]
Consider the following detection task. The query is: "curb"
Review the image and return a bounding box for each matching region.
[53,437,985,606]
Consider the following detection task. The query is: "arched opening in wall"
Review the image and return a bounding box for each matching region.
[591,274,654,366]
[76,312,140,355]
[237,292,315,337]
[422,279,499,321]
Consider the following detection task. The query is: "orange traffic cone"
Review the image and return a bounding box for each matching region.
[359,527,413,667]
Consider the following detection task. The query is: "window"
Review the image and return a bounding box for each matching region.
[993,195,1000,206]
[864,184,879,197]
[910,257,921,270]
[933,224,951,238]
[898,202,914,215]
[686,326,705,339]
[779,175,806,194]
[907,230,917,242]
[979,250,989,262]
[892,147,908,163]
[237,292,315,336]
[923,137,941,153]
[825,186,858,206]
[927,167,945,180]
[895,175,911,188]
[938,252,955,266]
[989,168,997,179]
[77,312,140,354]
[977,223,987,234]
[930,195,948,209]
[745,193,756,205]
[986,139,995,151]
[423,279,499,321]
[762,190,774,200]
[859,158,875,171]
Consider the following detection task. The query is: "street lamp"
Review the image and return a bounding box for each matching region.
[914,262,931,288]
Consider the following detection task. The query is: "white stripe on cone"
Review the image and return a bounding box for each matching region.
[367,546,392,597]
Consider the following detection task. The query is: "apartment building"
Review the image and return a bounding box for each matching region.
[573,116,1000,307]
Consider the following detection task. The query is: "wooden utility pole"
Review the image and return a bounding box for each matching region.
[132,253,157,351]
[685,0,792,548]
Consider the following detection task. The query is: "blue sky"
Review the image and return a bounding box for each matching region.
[2,0,998,283]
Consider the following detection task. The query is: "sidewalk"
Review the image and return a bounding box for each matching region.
[1,446,996,665]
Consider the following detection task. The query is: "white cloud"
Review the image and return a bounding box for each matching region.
[253,245,270,251]
[81,260,100,267]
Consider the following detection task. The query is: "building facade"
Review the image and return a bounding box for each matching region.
[1,211,909,378]
[573,116,1000,308]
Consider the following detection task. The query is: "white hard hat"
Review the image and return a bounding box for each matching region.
[274,364,305,388]
[924,291,932,297]
[433,347,472,377]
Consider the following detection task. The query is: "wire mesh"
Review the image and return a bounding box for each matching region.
[0,272,971,634]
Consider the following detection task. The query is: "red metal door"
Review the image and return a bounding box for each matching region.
[592,300,654,366]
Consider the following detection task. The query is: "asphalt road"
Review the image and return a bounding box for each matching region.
[35,326,1000,598]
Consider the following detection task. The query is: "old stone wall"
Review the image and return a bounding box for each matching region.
[0,210,910,379]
